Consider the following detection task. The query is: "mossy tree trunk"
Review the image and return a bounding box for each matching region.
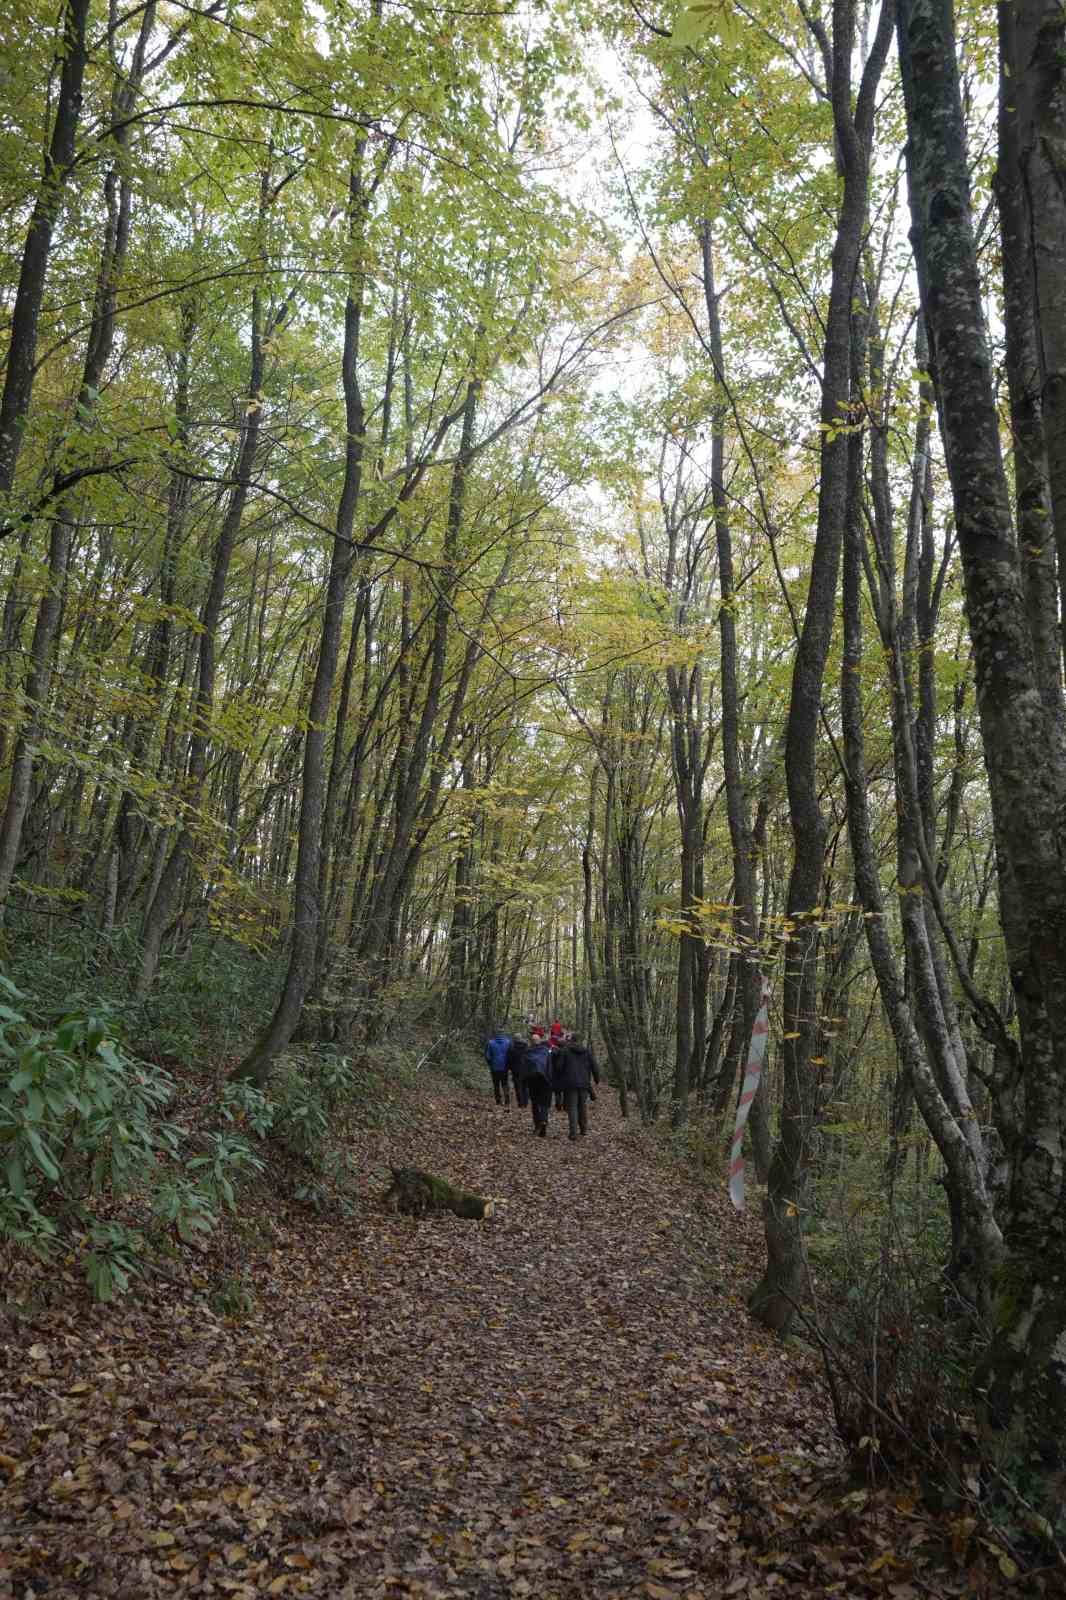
[898,0,1066,1510]
[383,1167,493,1220]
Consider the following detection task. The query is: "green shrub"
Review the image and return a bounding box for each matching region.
[2,915,283,1071]
[84,1219,144,1303]
[0,973,180,1208]
[188,1131,264,1211]
[271,1049,358,1163]
[434,1045,483,1090]
[0,973,265,1299]
[220,1078,275,1138]
[209,1271,256,1319]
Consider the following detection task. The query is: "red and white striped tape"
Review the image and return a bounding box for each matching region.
[728,977,771,1211]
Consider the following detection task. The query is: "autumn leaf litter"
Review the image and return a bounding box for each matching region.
[0,1074,1035,1597]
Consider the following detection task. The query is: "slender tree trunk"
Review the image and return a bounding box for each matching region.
[702,215,764,1163]
[0,4,157,918]
[138,274,267,994]
[0,0,90,496]
[232,151,370,1082]
[751,0,895,1332]
[839,303,1002,1306]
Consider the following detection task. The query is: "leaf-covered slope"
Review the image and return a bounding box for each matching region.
[0,1077,1033,1596]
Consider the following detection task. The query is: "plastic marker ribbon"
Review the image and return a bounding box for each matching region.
[728,977,771,1211]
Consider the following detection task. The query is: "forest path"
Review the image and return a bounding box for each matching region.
[2,1074,973,1597]
[320,1080,830,1596]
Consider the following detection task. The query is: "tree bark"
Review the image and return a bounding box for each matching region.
[0,0,91,497]
[751,0,895,1333]
[898,0,1066,1502]
[232,148,371,1082]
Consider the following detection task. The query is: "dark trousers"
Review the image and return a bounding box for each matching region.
[529,1081,552,1133]
[491,1070,510,1106]
[513,1074,529,1108]
[564,1086,590,1138]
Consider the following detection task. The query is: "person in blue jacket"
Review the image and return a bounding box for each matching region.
[484,1029,512,1106]
[506,1035,530,1108]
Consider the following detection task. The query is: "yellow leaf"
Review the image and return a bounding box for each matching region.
[999,1554,1018,1580]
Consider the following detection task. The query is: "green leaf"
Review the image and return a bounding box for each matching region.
[670,5,715,49]
[25,1126,59,1181]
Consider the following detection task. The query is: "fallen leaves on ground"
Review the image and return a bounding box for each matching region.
[0,1075,1050,1596]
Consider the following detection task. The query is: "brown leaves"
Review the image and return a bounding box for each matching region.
[0,1073,1045,1597]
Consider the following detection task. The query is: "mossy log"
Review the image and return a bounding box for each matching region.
[382,1166,494,1220]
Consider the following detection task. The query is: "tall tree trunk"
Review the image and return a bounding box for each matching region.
[114,295,196,925]
[898,0,1066,1504]
[0,0,90,497]
[137,273,267,994]
[0,3,156,918]
[232,150,370,1082]
[996,0,1065,714]
[751,0,895,1332]
[702,214,764,1159]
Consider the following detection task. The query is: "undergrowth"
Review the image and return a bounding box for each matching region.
[0,955,412,1302]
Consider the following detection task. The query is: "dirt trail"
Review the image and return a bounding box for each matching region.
[0,1075,996,1597]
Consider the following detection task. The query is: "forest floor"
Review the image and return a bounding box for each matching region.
[0,1071,1039,1598]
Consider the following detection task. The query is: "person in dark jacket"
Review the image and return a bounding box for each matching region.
[524,1037,554,1136]
[553,1035,600,1140]
[484,1030,512,1106]
[506,1035,530,1108]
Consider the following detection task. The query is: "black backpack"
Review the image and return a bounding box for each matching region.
[526,1042,551,1082]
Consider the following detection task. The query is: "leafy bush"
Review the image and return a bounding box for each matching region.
[0,972,180,1210]
[152,1175,219,1245]
[271,1049,358,1163]
[0,973,264,1299]
[85,1219,144,1303]
[188,1131,265,1211]
[2,914,283,1070]
[433,1044,484,1091]
[221,1078,275,1138]
[143,936,282,1063]
[209,1271,256,1320]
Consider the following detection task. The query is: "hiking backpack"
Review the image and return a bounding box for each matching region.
[485,1034,511,1072]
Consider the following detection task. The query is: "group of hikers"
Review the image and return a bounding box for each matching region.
[483,1021,601,1141]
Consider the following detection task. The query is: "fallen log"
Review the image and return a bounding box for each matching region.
[382,1166,494,1220]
